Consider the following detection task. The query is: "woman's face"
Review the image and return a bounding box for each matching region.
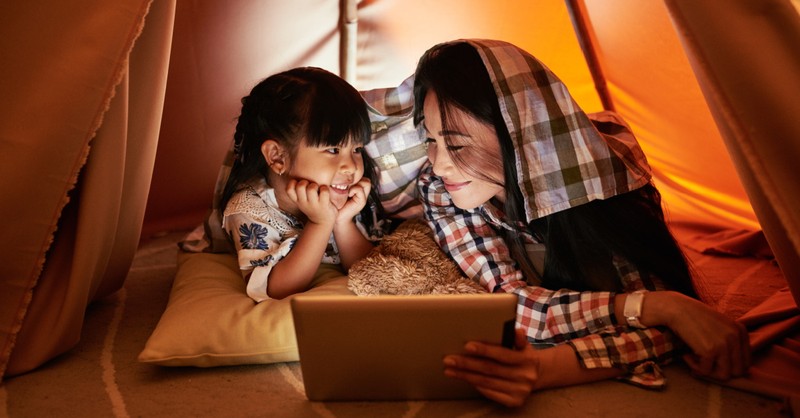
[422,91,505,209]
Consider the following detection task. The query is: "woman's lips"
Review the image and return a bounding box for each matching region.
[444,180,470,192]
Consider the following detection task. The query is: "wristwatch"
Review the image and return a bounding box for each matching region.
[623,290,648,328]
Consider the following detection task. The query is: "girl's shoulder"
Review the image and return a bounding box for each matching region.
[223,177,278,217]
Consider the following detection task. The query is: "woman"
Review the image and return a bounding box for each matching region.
[414,39,750,407]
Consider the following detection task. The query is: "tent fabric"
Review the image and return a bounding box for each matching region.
[663,0,800,305]
[1,0,798,391]
[663,0,800,402]
[0,0,175,378]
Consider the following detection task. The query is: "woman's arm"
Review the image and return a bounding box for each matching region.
[419,167,618,342]
[617,291,751,380]
[443,328,622,407]
[419,167,749,376]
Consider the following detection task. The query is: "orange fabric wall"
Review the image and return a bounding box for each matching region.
[583,0,758,230]
[142,0,759,239]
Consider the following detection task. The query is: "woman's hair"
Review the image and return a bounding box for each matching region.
[220,67,382,220]
[414,41,696,297]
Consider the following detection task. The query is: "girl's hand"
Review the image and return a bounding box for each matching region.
[286,179,337,226]
[442,328,538,407]
[644,291,751,380]
[336,178,371,224]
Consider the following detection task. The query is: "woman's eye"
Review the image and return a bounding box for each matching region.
[447,145,465,152]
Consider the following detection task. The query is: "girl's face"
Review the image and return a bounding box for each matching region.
[423,91,505,209]
[287,138,365,210]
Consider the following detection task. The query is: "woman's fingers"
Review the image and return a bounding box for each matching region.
[514,327,528,350]
[683,321,751,380]
[442,330,539,407]
[474,385,528,408]
[463,336,531,366]
[667,293,751,380]
[443,356,533,407]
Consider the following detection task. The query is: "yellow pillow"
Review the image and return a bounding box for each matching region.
[138,252,353,367]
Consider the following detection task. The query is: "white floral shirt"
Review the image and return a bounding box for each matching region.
[222,177,341,302]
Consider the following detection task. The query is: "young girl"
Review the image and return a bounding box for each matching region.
[413,40,750,406]
[220,67,382,302]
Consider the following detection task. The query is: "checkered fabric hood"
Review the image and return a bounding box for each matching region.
[461,39,653,222]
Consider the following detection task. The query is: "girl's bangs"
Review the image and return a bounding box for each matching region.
[303,87,371,148]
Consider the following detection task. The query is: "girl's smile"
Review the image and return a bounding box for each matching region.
[329,183,352,193]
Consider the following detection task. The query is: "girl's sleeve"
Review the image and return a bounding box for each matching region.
[417,167,685,373]
[222,210,296,302]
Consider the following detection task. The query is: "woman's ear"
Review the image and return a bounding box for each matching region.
[261,140,286,175]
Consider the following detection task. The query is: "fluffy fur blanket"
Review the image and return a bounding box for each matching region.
[347,219,486,295]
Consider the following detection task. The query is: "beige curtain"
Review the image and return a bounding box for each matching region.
[0,0,175,379]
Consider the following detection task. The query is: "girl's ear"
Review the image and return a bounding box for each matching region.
[261,140,286,175]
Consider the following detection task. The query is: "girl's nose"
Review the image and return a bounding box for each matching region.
[339,153,356,174]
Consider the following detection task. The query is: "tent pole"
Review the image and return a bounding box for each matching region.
[340,0,358,84]
[565,0,615,112]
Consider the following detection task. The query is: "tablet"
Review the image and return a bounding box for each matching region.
[290,293,517,401]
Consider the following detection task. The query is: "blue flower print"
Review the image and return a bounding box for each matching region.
[250,255,273,268]
[239,223,269,250]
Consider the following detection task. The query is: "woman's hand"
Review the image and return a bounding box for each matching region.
[285,179,336,226]
[442,328,538,407]
[640,291,751,380]
[336,178,371,224]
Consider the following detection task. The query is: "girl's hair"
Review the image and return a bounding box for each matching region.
[414,42,696,297]
[220,67,382,220]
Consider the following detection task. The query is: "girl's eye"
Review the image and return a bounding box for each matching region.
[353,146,364,154]
[325,148,340,154]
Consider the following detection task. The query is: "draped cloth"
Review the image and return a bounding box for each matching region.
[664,0,800,404]
[0,0,175,379]
[463,38,653,222]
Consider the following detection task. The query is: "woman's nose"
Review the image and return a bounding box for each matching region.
[429,144,452,177]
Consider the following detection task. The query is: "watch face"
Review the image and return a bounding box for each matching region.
[623,291,646,328]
